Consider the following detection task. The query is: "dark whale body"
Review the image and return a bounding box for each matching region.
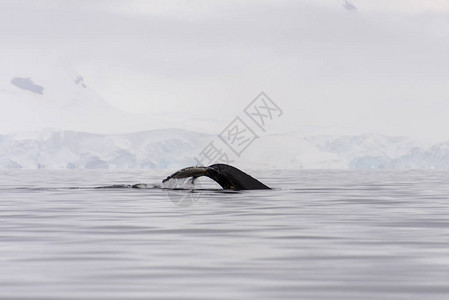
[162,164,270,191]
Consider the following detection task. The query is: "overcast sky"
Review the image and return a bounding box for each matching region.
[1,0,449,141]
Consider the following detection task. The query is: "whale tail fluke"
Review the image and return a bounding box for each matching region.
[162,166,208,183]
[162,164,270,191]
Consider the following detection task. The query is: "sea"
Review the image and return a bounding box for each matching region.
[1,169,449,300]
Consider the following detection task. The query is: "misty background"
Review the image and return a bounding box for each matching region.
[1,0,449,169]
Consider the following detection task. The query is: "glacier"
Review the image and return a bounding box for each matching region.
[0,129,448,170]
[0,129,212,169]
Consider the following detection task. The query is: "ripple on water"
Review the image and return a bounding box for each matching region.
[1,169,449,299]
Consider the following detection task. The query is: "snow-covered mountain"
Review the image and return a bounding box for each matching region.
[2,57,449,170]
[306,134,422,169]
[0,57,176,134]
[1,129,449,170]
[304,134,449,169]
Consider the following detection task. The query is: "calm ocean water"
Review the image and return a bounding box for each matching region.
[1,169,449,299]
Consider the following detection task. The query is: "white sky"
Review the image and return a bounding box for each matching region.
[1,0,449,141]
